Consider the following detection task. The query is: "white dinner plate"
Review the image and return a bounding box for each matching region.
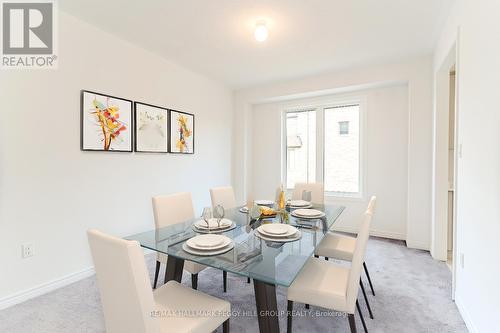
[292,208,325,218]
[182,241,234,256]
[194,218,232,230]
[254,200,275,207]
[259,224,295,236]
[261,223,288,235]
[192,223,237,234]
[291,211,325,219]
[288,200,311,207]
[290,204,313,209]
[186,234,232,251]
[255,229,302,243]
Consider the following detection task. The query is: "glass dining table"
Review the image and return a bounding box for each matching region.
[125,204,345,333]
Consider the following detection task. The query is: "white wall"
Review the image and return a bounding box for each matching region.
[0,12,233,303]
[233,57,433,249]
[434,0,500,331]
[251,86,409,238]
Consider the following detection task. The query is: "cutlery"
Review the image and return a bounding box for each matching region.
[291,223,313,229]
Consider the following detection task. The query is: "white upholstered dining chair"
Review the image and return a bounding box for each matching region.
[286,211,373,333]
[314,196,378,320]
[87,229,230,333]
[209,186,237,209]
[152,192,225,291]
[291,182,324,204]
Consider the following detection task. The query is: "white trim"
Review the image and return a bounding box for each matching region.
[455,295,478,333]
[0,266,95,310]
[451,27,461,301]
[331,225,406,240]
[405,239,430,251]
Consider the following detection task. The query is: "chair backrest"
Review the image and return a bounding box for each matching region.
[87,229,159,333]
[291,183,324,204]
[345,212,372,313]
[366,196,377,215]
[152,192,195,228]
[209,186,237,209]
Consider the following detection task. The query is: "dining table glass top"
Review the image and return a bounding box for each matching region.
[126,204,345,287]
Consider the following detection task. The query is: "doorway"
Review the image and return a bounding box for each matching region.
[432,42,458,298]
[447,69,456,270]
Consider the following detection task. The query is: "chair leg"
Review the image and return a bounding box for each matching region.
[359,279,374,319]
[356,300,368,333]
[348,313,357,333]
[305,304,309,309]
[223,318,230,333]
[223,271,227,292]
[153,261,160,289]
[191,273,198,290]
[363,262,375,296]
[325,257,329,261]
[247,277,251,284]
[287,300,293,333]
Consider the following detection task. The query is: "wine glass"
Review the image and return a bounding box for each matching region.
[213,205,225,228]
[202,207,212,230]
[302,190,312,202]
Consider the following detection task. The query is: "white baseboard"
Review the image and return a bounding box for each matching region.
[0,266,95,310]
[455,295,477,333]
[332,225,406,240]
[405,239,430,251]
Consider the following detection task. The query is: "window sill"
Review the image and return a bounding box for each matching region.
[324,193,365,202]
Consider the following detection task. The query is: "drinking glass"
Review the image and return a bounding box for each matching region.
[213,205,225,228]
[202,207,212,229]
[302,190,312,202]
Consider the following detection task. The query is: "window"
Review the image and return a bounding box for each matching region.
[284,102,362,197]
[285,110,316,189]
[338,121,349,135]
[324,105,360,194]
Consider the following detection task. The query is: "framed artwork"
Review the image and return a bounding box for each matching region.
[81,90,133,152]
[134,102,169,153]
[169,110,195,154]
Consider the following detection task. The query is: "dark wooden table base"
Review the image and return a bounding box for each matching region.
[165,256,278,333]
[253,280,280,333]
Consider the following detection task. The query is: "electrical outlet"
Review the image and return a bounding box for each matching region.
[22,243,34,258]
[460,253,465,269]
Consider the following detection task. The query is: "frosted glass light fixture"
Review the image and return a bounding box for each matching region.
[254,20,268,42]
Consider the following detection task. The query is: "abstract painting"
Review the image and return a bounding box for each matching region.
[169,110,194,154]
[134,102,169,153]
[81,90,133,152]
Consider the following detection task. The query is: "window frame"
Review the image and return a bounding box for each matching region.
[282,95,367,200]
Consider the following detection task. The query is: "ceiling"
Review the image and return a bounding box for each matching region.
[60,0,454,89]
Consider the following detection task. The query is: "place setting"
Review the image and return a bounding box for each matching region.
[287,199,313,209]
[290,208,326,220]
[192,205,237,234]
[254,223,302,243]
[182,234,235,256]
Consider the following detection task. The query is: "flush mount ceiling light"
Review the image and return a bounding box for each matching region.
[254,20,268,42]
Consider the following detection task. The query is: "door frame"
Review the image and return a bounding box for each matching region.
[431,34,460,299]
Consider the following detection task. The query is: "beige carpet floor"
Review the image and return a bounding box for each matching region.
[0,237,468,333]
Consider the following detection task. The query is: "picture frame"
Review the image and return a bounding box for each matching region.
[134,102,169,153]
[169,109,195,154]
[80,90,133,152]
